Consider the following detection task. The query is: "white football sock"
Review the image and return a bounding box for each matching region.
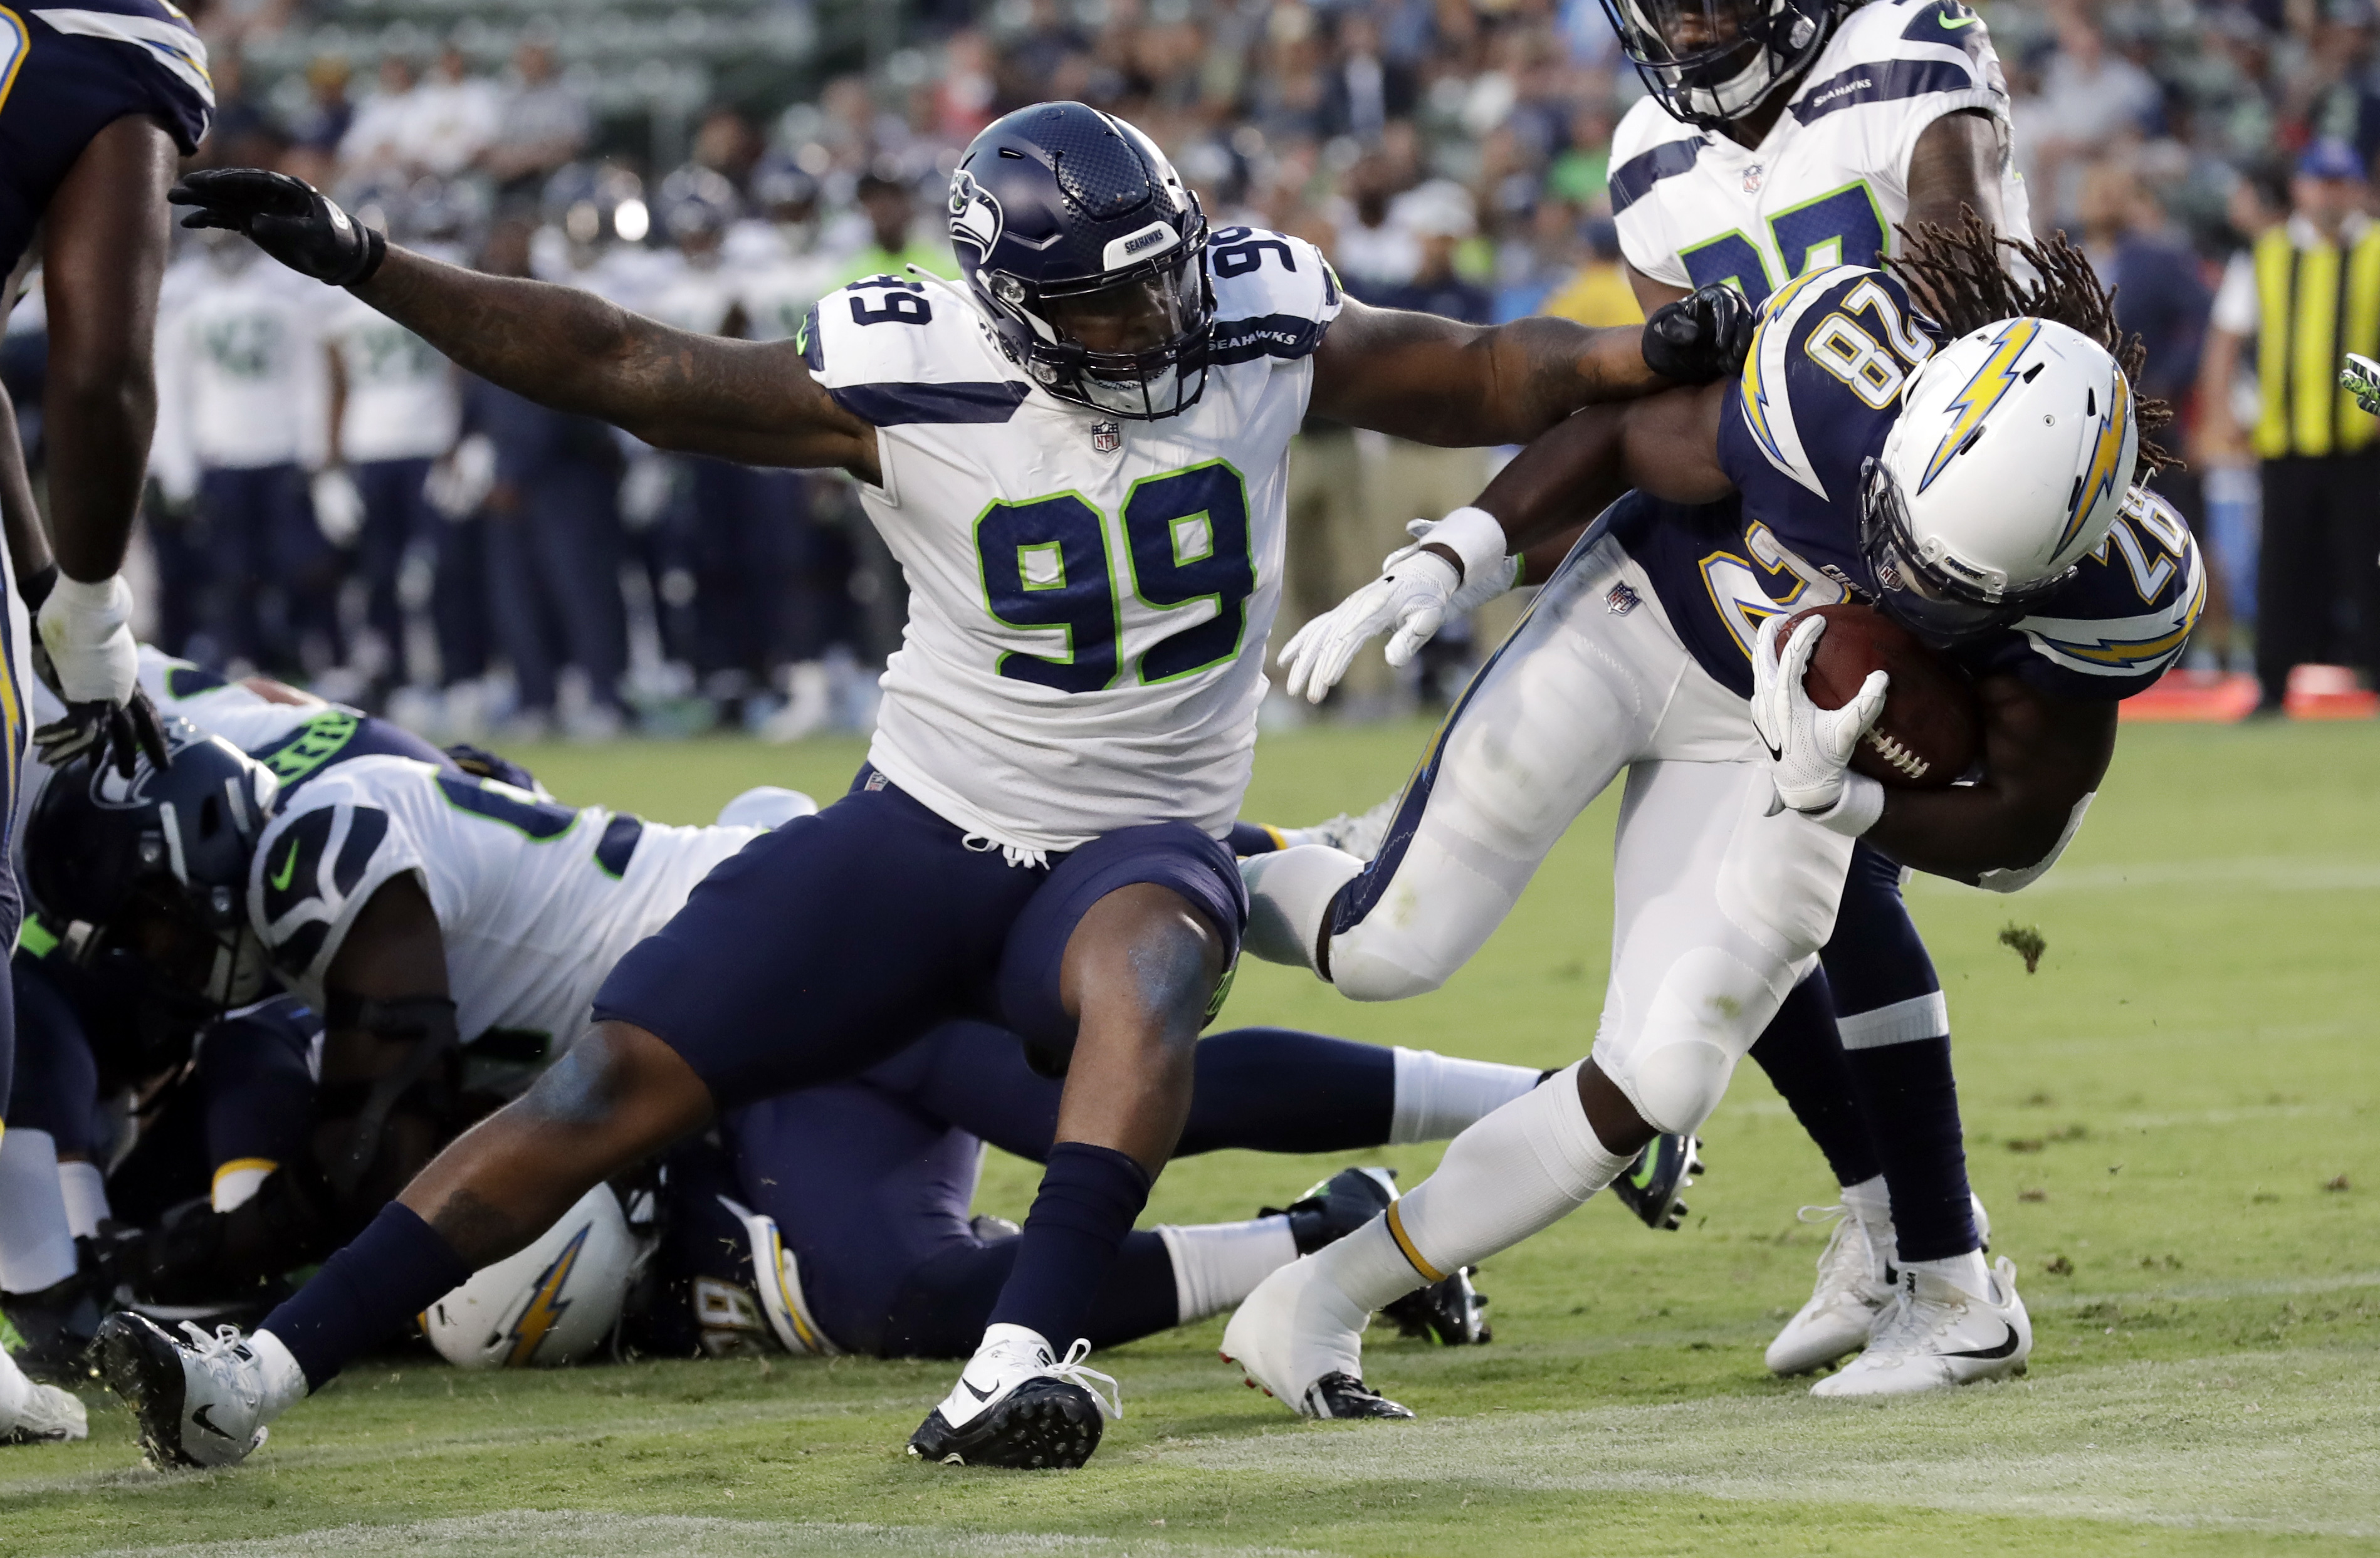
[0,1129,78,1294]
[213,1158,276,1213]
[1904,1249,1993,1301]
[1323,1060,1635,1310]
[59,1161,109,1239]
[1156,1217,1299,1324]
[251,1329,312,1416]
[1390,1048,1545,1144]
[1840,1173,1891,1227]
[1239,845,1363,973]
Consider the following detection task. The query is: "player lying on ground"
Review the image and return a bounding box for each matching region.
[1250,0,2040,1384]
[46,719,1537,1441]
[0,0,218,1448]
[118,100,1754,1471]
[1224,217,2202,1414]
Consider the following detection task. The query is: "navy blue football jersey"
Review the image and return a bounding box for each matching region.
[1611,264,2204,702]
[0,1,213,274]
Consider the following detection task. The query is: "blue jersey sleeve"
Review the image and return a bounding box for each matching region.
[1954,486,2206,700]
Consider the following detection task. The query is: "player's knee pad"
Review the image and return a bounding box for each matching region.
[1601,944,1780,1134]
[1240,845,1363,975]
[1326,928,1453,1001]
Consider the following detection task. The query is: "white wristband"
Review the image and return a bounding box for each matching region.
[1807,771,1885,837]
[1425,505,1511,588]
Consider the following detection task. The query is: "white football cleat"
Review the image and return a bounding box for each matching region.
[1766,1203,1894,1376]
[1279,792,1399,860]
[0,1347,86,1444]
[1811,1258,2031,1398]
[1219,1253,1412,1419]
[95,1314,273,1468]
[907,1324,1119,1470]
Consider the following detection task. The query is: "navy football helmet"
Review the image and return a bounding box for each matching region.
[1600,0,1833,128]
[948,102,1214,420]
[26,719,279,1010]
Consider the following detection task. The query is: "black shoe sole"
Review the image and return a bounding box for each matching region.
[95,1313,196,1470]
[907,1378,1104,1470]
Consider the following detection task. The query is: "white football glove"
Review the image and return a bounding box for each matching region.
[1749,612,1888,815]
[1277,550,1460,703]
[1396,518,1518,613]
[33,573,169,776]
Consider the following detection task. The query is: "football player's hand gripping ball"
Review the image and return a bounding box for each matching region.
[169,169,387,286]
[1749,612,1887,813]
[1642,284,1757,384]
[31,571,169,777]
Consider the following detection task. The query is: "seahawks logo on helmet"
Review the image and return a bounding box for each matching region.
[948,169,1005,261]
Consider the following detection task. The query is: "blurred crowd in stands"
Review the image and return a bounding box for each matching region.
[8,0,2379,736]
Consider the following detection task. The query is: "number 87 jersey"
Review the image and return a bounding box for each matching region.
[800,228,1342,854]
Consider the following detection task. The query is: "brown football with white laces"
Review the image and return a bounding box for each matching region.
[1781,603,1980,790]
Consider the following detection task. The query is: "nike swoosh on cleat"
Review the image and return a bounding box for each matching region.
[189,1404,231,1440]
[1941,1322,2021,1360]
[962,1378,995,1402]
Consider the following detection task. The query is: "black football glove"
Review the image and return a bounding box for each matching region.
[1641,283,1757,384]
[169,168,387,287]
[19,563,170,778]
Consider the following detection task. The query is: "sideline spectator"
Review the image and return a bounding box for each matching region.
[2201,140,2380,709]
[481,36,590,197]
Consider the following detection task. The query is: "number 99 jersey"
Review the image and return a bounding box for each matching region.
[1609,0,2028,312]
[800,229,1342,854]
[1610,264,2205,703]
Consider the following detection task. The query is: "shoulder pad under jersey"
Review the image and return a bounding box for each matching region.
[249,758,433,985]
[1727,264,1937,505]
[801,270,1030,427]
[1204,227,1343,366]
[1966,485,2208,700]
[1790,0,2011,132]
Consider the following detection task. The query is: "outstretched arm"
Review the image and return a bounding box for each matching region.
[170,169,879,481]
[1308,286,1752,446]
[352,247,876,476]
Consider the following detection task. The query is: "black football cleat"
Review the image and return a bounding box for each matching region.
[1304,1370,1415,1419]
[1382,1264,1492,1346]
[1609,1132,1703,1231]
[909,1325,1116,1470]
[1266,1166,1399,1256]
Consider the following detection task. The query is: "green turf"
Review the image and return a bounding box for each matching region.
[9,719,2376,1555]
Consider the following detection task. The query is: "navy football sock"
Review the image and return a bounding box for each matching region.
[1225,820,1284,856]
[985,1141,1152,1350]
[1748,975,1881,1189]
[1175,1028,1395,1155]
[260,1201,473,1390]
[884,1230,1180,1357]
[1844,1035,1977,1261]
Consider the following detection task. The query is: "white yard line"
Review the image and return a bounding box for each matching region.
[1143,1347,2380,1538]
[91,1512,1320,1558]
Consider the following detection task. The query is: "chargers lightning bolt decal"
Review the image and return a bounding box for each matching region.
[2060,365,2134,555]
[1917,318,2040,493]
[505,1225,593,1365]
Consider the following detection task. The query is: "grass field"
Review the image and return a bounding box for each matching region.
[8,718,2376,1555]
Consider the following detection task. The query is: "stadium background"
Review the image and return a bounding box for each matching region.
[8,0,2376,731]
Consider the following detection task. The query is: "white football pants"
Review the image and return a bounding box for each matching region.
[1323,534,1856,1134]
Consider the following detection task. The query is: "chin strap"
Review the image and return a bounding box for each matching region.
[320,993,462,1198]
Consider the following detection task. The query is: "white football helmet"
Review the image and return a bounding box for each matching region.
[425,1185,635,1369]
[1864,316,2138,645]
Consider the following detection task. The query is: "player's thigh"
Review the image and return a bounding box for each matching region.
[594,782,1038,1104]
[1820,843,1949,1046]
[725,1083,981,1357]
[1593,759,1855,1134]
[862,1018,1064,1163]
[1328,542,1657,998]
[993,822,1244,1069]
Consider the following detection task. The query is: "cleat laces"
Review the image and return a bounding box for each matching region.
[1048,1338,1123,1420]
[1800,1204,1885,1295]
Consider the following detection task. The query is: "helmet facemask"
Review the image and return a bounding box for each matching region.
[985,227,1214,421]
[1859,457,2077,647]
[1600,0,1828,128]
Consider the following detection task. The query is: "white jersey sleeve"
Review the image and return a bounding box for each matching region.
[803,236,1333,852]
[248,758,438,995]
[1810,0,2018,232]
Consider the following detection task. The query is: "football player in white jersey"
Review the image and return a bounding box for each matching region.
[1227,224,2195,1416]
[121,101,1751,1472]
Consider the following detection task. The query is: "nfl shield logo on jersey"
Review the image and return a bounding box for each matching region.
[1091,419,1123,453]
[1606,582,1641,615]
[1742,164,1764,194]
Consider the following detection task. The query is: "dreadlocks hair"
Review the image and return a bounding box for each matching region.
[1887,207,2177,484]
